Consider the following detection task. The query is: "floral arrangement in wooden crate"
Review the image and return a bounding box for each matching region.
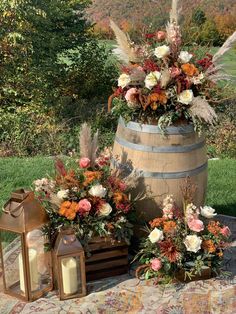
[135,180,231,283]
[33,124,139,249]
[108,0,236,131]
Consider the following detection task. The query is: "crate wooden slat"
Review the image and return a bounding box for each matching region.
[85,237,129,281]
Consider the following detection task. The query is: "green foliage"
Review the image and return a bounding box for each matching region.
[192,8,206,26]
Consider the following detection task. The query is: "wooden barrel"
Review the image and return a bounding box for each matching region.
[112,117,208,222]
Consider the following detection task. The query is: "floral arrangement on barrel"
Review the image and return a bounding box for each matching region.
[108,0,236,131]
[33,123,139,251]
[135,181,231,283]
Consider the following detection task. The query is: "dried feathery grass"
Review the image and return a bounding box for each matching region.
[79,123,98,165]
[110,19,140,64]
[170,0,180,24]
[161,68,171,88]
[188,97,217,125]
[212,31,236,63]
[50,193,62,208]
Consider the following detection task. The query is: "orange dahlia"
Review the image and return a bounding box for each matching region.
[181,63,199,77]
[83,171,102,186]
[113,191,128,204]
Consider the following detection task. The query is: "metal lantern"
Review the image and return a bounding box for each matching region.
[0,189,53,301]
[53,227,86,300]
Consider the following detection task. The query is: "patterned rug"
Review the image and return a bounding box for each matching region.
[0,237,236,314]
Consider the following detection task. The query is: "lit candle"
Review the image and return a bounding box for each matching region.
[19,248,39,292]
[61,257,78,294]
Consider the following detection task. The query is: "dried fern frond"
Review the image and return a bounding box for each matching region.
[188,97,217,125]
[207,73,235,83]
[110,19,140,64]
[212,31,236,63]
[79,123,98,164]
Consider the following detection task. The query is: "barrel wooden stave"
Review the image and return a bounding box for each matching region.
[112,118,208,222]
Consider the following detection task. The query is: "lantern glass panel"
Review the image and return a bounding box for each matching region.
[60,255,83,296]
[0,231,26,297]
[26,229,52,294]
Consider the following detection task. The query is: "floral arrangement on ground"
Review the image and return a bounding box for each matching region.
[33,123,139,251]
[135,185,231,283]
[108,0,236,131]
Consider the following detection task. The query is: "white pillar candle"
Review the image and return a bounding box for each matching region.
[19,248,39,293]
[61,257,78,295]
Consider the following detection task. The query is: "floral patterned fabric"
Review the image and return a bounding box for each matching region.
[0,240,236,313]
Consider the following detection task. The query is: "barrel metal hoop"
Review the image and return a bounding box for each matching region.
[115,136,205,153]
[112,159,208,179]
[119,116,195,134]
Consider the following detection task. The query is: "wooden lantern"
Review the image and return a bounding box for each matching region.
[0,189,53,301]
[53,227,86,300]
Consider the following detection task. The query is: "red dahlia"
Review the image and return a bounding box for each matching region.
[159,239,180,263]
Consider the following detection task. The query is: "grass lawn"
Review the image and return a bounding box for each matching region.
[0,157,235,216]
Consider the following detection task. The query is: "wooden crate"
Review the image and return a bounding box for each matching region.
[85,237,129,281]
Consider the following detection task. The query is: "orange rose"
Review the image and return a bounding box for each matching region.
[181,63,199,77]
[148,91,167,105]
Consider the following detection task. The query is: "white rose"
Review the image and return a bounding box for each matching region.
[57,189,69,200]
[118,73,131,89]
[148,228,164,243]
[98,203,112,217]
[179,51,193,63]
[89,184,107,198]
[184,235,202,253]
[178,89,193,105]
[145,71,161,89]
[154,45,170,58]
[200,206,217,219]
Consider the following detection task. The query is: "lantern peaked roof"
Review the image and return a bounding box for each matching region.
[54,228,84,256]
[0,189,49,233]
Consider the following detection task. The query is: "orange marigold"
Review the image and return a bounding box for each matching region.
[207,221,222,236]
[83,171,102,186]
[181,63,199,77]
[59,201,78,220]
[163,221,177,233]
[202,239,216,253]
[149,217,165,229]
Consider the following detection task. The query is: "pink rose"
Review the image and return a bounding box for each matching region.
[188,219,204,232]
[151,258,162,271]
[156,31,166,41]
[170,67,181,78]
[220,226,231,237]
[79,157,90,168]
[125,88,139,104]
[76,199,91,216]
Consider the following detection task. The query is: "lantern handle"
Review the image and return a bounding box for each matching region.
[2,190,30,218]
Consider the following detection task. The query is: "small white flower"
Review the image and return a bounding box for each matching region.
[178,89,193,105]
[57,189,69,200]
[89,184,107,198]
[184,235,202,253]
[191,73,204,85]
[200,206,217,219]
[98,203,112,217]
[154,45,170,58]
[148,228,164,243]
[179,51,193,63]
[144,71,161,89]
[118,73,131,89]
